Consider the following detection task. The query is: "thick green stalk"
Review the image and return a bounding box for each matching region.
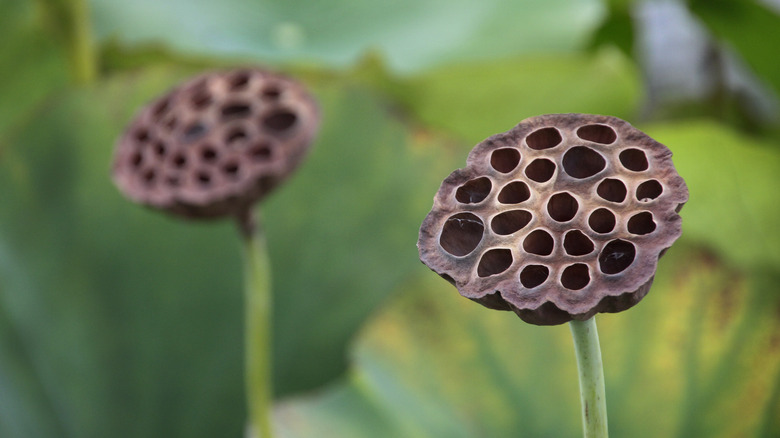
[242,215,274,438]
[68,0,96,84]
[569,317,608,438]
[39,0,97,84]
[38,0,97,85]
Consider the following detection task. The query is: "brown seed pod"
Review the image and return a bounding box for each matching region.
[418,114,688,325]
[112,68,319,219]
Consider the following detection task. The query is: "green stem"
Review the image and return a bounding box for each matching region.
[37,0,97,84]
[569,317,608,438]
[68,0,96,84]
[241,212,274,438]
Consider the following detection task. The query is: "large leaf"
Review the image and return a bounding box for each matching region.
[389,48,641,144]
[0,0,68,140]
[689,0,780,95]
[89,0,602,73]
[262,80,457,394]
[276,245,780,437]
[0,64,450,435]
[0,66,246,438]
[643,120,780,271]
[588,0,634,56]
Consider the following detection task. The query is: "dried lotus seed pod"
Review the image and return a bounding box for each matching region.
[418,113,688,326]
[112,68,319,219]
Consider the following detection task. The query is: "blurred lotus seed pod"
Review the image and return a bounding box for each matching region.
[113,68,319,219]
[418,113,688,325]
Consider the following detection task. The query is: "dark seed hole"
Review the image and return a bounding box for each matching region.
[130,152,143,168]
[191,90,213,110]
[263,110,297,132]
[456,177,492,204]
[520,265,549,288]
[525,158,556,183]
[636,180,663,201]
[261,86,281,100]
[599,239,636,274]
[134,129,150,143]
[250,142,272,161]
[563,230,595,256]
[229,71,251,90]
[589,208,616,234]
[154,142,166,157]
[547,192,578,222]
[497,181,530,204]
[226,128,248,145]
[439,213,484,257]
[526,127,562,150]
[576,124,617,144]
[491,210,532,235]
[182,122,207,144]
[196,172,212,187]
[619,148,648,171]
[142,168,156,184]
[628,212,656,235]
[597,178,627,203]
[523,229,554,256]
[223,162,240,179]
[152,98,170,117]
[201,147,218,162]
[561,264,590,290]
[172,153,187,168]
[490,148,521,173]
[477,249,513,277]
[562,146,606,179]
[221,102,252,120]
[164,117,178,131]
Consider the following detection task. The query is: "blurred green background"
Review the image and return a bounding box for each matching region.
[1,0,779,436]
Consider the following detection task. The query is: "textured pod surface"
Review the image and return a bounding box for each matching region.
[112,68,319,218]
[418,114,688,325]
